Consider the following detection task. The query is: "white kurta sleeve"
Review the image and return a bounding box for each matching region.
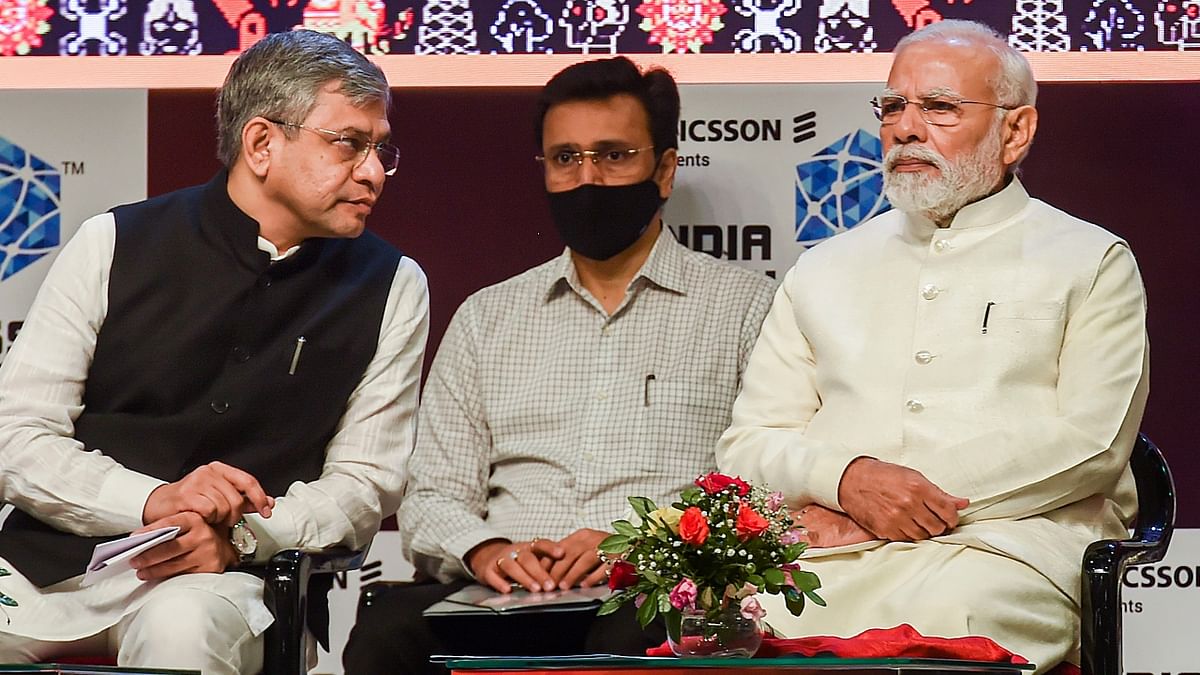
[912,243,1148,521]
[244,256,430,559]
[0,215,165,535]
[716,266,863,509]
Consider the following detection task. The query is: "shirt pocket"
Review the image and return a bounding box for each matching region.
[982,301,1067,380]
[988,301,1065,323]
[639,375,731,476]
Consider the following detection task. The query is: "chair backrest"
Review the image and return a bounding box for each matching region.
[1128,433,1176,564]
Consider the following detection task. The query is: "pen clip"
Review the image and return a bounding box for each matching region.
[288,336,306,375]
[643,374,656,407]
[981,302,995,335]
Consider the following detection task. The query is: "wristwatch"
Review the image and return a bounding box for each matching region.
[230,518,258,564]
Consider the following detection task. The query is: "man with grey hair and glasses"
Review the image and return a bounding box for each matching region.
[718,19,1147,672]
[0,30,427,674]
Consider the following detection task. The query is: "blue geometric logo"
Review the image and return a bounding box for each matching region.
[795,129,891,248]
[0,136,61,281]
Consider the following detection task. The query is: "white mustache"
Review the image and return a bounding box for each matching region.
[885,145,947,172]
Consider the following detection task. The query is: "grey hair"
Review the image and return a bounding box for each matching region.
[895,20,1037,108]
[215,30,391,167]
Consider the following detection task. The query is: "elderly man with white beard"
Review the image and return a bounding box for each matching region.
[716,19,1148,673]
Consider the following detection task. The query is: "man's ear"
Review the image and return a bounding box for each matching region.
[241,118,275,178]
[1001,105,1038,168]
[655,148,678,200]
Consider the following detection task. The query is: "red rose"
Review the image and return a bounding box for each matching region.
[678,506,710,546]
[608,560,639,590]
[695,472,751,496]
[735,503,770,541]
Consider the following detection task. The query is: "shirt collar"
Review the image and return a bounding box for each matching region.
[543,225,688,302]
[902,175,1030,238]
[202,170,315,271]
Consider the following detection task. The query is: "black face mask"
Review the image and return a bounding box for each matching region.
[546,180,665,261]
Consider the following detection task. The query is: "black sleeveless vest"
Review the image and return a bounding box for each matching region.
[0,172,402,589]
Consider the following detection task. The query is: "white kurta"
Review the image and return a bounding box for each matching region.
[717,178,1148,669]
[0,214,430,643]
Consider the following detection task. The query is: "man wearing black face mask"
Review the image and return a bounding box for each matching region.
[343,57,776,674]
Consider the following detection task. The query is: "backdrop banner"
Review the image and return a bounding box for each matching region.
[1123,528,1199,675]
[0,89,147,361]
[666,82,889,279]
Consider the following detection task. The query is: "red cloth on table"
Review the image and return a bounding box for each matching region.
[647,623,1028,663]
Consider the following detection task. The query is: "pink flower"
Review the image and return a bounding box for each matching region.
[780,562,801,587]
[780,528,805,545]
[669,578,698,611]
[634,593,647,608]
[740,596,766,620]
[766,491,785,511]
[694,472,751,496]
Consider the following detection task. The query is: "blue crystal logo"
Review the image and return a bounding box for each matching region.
[794,129,890,248]
[0,136,61,281]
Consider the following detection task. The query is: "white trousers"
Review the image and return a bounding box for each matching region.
[761,541,1076,675]
[0,584,263,675]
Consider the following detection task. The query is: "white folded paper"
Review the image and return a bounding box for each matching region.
[81,526,181,587]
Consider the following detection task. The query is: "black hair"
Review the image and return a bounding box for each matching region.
[534,57,680,158]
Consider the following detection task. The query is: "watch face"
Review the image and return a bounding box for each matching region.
[232,523,257,556]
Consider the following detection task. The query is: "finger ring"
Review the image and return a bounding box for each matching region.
[496,556,505,568]
[508,549,520,560]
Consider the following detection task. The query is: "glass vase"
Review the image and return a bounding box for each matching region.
[668,606,763,658]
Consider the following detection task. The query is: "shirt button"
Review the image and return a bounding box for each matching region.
[914,350,935,364]
[231,346,250,363]
[934,240,952,253]
[597,391,608,401]
[905,399,924,413]
[920,284,940,300]
[256,276,272,289]
[210,400,230,414]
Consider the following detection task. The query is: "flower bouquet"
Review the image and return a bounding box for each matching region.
[597,472,824,657]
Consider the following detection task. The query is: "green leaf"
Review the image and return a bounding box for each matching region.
[783,587,806,616]
[747,574,765,589]
[597,594,626,616]
[637,589,661,627]
[762,568,786,586]
[665,608,683,644]
[612,520,640,538]
[680,486,703,504]
[784,543,808,560]
[597,534,631,553]
[803,589,827,607]
[791,569,821,593]
[699,586,717,610]
[628,496,658,520]
[657,591,673,614]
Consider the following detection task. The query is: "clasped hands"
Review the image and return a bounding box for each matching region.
[794,457,969,548]
[466,528,609,594]
[130,461,273,582]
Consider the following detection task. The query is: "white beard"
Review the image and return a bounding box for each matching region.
[883,125,1006,225]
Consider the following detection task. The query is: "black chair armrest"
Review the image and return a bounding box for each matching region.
[263,547,368,675]
[1080,433,1175,675]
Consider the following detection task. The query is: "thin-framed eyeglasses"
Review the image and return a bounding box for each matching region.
[870,95,1017,127]
[535,145,655,181]
[266,119,400,176]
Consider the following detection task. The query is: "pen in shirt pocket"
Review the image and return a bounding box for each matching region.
[643,373,656,407]
[288,336,306,375]
[981,302,996,335]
